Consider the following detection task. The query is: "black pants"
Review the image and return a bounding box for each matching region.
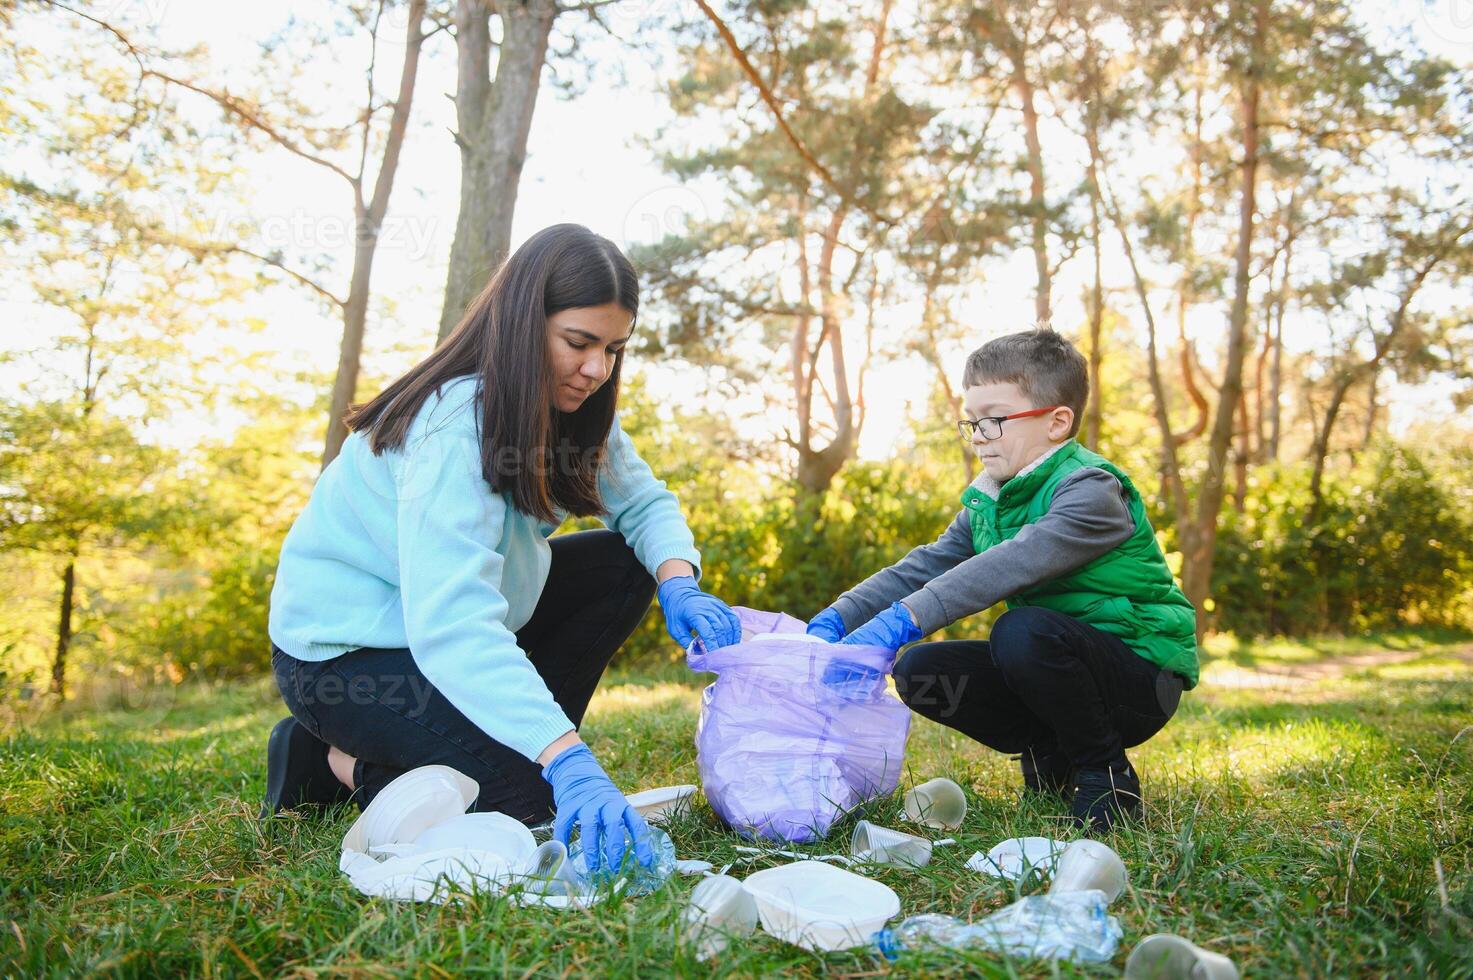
[892,606,1183,770]
[270,529,656,823]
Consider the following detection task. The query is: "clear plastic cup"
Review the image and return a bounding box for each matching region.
[902,778,968,830]
[851,820,934,868]
[1048,839,1128,903]
[1124,934,1240,979]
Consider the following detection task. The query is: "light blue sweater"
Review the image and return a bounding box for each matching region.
[268,375,702,761]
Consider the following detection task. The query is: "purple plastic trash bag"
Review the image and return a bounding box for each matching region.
[685,607,911,843]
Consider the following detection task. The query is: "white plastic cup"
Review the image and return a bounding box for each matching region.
[902,778,968,830]
[851,820,934,868]
[1124,934,1240,979]
[1048,839,1128,903]
[524,839,567,880]
[682,874,759,961]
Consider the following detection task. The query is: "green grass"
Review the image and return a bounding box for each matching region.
[3,637,1472,977]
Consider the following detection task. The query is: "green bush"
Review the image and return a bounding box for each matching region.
[1213,444,1473,635]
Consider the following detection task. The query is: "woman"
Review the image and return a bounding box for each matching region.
[263,224,742,874]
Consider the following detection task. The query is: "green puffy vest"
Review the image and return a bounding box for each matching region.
[960,440,1200,688]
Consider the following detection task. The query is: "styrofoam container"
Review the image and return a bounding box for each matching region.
[741,860,900,951]
[625,784,698,823]
[339,766,575,905]
[342,765,479,856]
[411,811,536,861]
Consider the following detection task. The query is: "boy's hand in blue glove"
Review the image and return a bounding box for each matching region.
[543,742,655,875]
[658,575,742,650]
[840,601,921,651]
[805,607,847,643]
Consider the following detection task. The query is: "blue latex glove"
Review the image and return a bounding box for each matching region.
[839,601,922,650]
[543,742,654,875]
[658,575,742,650]
[806,607,847,643]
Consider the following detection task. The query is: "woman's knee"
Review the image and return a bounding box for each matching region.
[558,528,653,597]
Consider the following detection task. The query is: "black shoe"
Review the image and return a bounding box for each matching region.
[1070,757,1142,833]
[261,717,353,819]
[1020,747,1075,799]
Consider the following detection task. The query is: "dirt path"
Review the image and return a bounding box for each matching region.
[1207,642,1473,689]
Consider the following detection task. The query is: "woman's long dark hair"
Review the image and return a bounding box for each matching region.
[345,224,638,523]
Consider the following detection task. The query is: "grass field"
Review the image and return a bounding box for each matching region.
[4,632,1472,977]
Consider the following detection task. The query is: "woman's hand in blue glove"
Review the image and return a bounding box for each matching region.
[658,575,742,650]
[805,607,847,643]
[839,601,921,651]
[543,742,654,875]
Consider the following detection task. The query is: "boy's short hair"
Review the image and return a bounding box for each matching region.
[962,326,1089,438]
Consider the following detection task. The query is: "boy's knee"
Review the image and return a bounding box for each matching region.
[892,645,942,706]
[989,606,1066,677]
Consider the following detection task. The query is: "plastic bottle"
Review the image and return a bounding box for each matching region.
[875,889,1122,963]
[820,658,883,698]
[565,826,678,895]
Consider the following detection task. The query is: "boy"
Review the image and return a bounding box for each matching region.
[806,328,1198,831]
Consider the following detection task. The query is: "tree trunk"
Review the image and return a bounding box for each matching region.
[790,0,889,496]
[437,0,558,342]
[324,207,379,465]
[1233,390,1250,513]
[51,544,80,698]
[1265,194,1295,463]
[1178,4,1264,623]
[1308,251,1444,517]
[1085,160,1104,451]
[979,2,1049,322]
[1268,232,1290,460]
[323,0,428,466]
[1361,369,1379,450]
[795,208,856,495]
[1176,71,1209,444]
[1018,69,1050,323]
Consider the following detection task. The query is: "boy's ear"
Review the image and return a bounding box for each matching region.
[1049,406,1075,442]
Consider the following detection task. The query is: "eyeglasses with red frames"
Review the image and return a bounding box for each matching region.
[956,405,1062,442]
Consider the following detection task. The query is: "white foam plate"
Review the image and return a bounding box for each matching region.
[626,784,698,822]
[967,836,1066,880]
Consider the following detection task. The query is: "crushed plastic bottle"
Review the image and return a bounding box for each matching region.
[820,658,883,699]
[875,889,1122,963]
[565,825,678,895]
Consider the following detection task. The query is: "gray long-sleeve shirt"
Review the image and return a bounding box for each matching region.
[831,467,1137,636]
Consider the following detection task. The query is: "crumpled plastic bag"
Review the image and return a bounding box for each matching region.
[687,607,911,842]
